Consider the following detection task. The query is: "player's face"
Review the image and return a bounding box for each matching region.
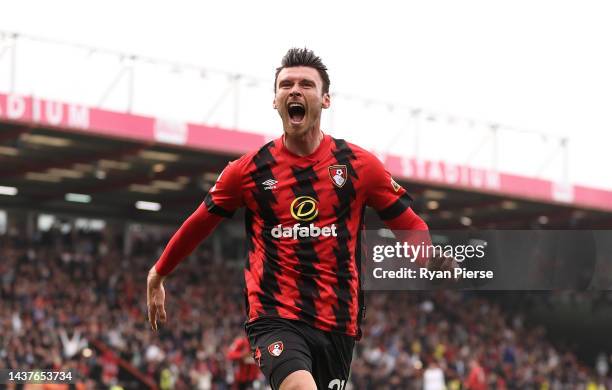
[273,66,330,136]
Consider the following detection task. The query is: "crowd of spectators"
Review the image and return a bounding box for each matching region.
[1,225,611,389]
[354,291,612,389]
[1,226,248,389]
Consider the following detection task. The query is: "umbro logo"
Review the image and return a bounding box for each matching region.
[262,179,278,190]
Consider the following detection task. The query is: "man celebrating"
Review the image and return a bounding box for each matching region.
[147,48,430,390]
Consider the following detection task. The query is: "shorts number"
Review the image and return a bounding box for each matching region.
[328,379,346,390]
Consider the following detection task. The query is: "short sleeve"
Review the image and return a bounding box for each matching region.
[364,153,413,221]
[204,160,244,218]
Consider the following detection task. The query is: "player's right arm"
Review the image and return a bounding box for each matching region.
[147,159,245,331]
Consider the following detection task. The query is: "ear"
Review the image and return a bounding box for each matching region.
[273,96,277,109]
[322,93,331,109]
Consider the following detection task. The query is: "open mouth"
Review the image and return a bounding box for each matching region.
[287,103,306,124]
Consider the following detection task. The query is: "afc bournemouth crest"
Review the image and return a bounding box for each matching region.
[268,341,284,357]
[329,165,348,188]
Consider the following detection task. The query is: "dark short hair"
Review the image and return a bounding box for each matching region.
[274,48,330,94]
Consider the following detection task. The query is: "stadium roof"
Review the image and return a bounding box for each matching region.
[1,92,611,228]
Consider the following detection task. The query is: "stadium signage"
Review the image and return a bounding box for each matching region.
[153,118,188,145]
[2,93,611,211]
[0,93,89,129]
[399,157,501,190]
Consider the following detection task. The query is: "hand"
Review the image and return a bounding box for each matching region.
[428,254,461,282]
[147,266,167,331]
[430,255,458,273]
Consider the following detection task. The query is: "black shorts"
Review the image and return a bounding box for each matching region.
[245,317,355,390]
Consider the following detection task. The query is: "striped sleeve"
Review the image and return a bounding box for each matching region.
[363,152,413,219]
[205,159,245,217]
[154,203,223,275]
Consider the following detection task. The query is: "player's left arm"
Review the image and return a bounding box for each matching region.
[363,154,457,272]
[363,154,431,266]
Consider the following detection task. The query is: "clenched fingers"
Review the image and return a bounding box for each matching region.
[147,266,167,331]
[148,301,158,331]
[147,284,166,331]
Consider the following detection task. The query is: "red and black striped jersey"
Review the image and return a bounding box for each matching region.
[203,134,416,338]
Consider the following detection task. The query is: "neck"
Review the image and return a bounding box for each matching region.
[284,127,324,156]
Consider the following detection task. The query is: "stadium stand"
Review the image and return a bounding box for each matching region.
[2,223,612,389]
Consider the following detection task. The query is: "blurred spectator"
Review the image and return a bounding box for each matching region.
[464,359,486,390]
[226,336,259,390]
[423,359,445,390]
